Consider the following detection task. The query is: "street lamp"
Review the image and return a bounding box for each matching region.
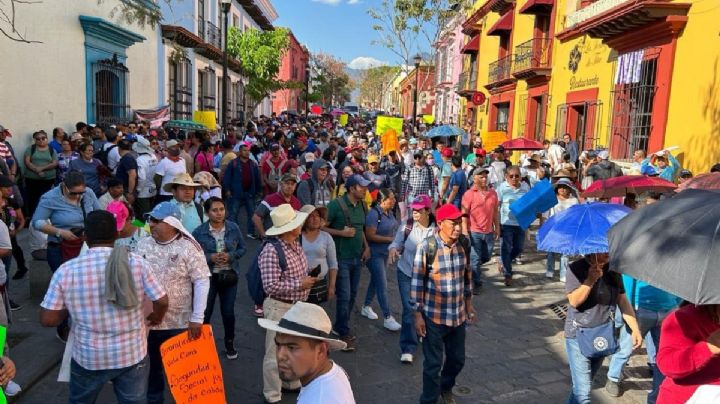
[412,54,422,136]
[221,0,231,132]
[305,62,310,118]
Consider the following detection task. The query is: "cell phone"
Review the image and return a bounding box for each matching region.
[308,265,321,277]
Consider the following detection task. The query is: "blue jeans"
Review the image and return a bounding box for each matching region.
[546,253,569,279]
[607,307,671,404]
[227,195,256,235]
[334,258,363,337]
[203,280,237,342]
[69,356,149,404]
[469,232,494,286]
[47,244,63,272]
[420,315,466,404]
[500,225,525,278]
[565,337,604,404]
[147,329,185,404]
[364,255,391,318]
[397,270,417,354]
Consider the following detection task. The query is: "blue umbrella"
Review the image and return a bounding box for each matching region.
[537,203,631,255]
[426,125,464,138]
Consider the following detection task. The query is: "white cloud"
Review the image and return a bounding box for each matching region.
[348,0,362,4]
[347,56,388,69]
[311,0,342,5]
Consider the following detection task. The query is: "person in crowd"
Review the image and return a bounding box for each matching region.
[656,303,720,403]
[587,150,623,182]
[154,140,187,204]
[56,137,78,184]
[445,156,467,209]
[49,127,65,153]
[334,165,372,207]
[192,197,246,360]
[176,133,194,176]
[133,136,158,218]
[223,143,261,238]
[253,173,302,240]
[563,134,579,167]
[297,159,334,207]
[402,152,436,207]
[114,139,138,205]
[259,204,314,403]
[324,174,372,352]
[412,203,475,404]
[24,130,58,216]
[382,151,404,210]
[0,126,17,180]
[642,150,681,182]
[0,176,28,282]
[193,141,215,174]
[678,169,693,184]
[104,200,149,252]
[400,139,414,166]
[300,205,337,305]
[258,302,355,404]
[629,149,647,174]
[98,177,127,210]
[463,147,486,174]
[495,166,529,286]
[218,140,237,181]
[261,143,288,194]
[40,210,168,404]
[69,142,107,197]
[545,178,579,282]
[361,188,401,332]
[388,195,435,363]
[363,154,389,192]
[437,148,453,201]
[564,253,642,404]
[163,173,204,233]
[137,202,210,404]
[547,140,566,170]
[193,171,222,206]
[488,147,511,188]
[461,166,500,294]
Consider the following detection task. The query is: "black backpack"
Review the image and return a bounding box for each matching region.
[94,144,116,167]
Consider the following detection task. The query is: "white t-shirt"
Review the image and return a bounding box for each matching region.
[155,157,187,196]
[105,143,121,172]
[298,362,355,404]
[0,221,10,285]
[136,153,159,198]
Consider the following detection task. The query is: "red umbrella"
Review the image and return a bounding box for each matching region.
[677,172,720,192]
[582,175,677,198]
[501,138,544,150]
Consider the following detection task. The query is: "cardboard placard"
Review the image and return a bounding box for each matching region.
[375,115,403,138]
[193,111,217,130]
[481,131,509,152]
[422,115,435,124]
[161,325,225,404]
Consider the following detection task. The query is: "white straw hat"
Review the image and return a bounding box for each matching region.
[265,204,308,236]
[257,302,346,351]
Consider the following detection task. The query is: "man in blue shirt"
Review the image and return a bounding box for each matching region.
[641,150,681,182]
[495,166,530,286]
[445,156,467,209]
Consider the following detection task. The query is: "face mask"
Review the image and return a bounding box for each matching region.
[427,158,435,165]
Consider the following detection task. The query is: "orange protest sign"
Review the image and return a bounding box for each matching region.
[481,131,509,152]
[161,325,225,404]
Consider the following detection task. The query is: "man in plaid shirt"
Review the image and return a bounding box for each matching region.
[411,203,476,404]
[402,152,436,205]
[40,211,168,403]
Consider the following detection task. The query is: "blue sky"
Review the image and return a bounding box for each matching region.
[273,0,399,69]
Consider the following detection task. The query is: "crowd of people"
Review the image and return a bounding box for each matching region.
[0,114,716,404]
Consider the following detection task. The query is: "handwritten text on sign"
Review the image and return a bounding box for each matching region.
[160,325,225,404]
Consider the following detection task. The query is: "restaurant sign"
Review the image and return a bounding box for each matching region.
[570,75,600,90]
[565,0,629,28]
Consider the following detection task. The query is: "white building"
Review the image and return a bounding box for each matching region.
[0,0,161,153]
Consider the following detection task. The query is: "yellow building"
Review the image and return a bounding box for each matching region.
[460,0,720,172]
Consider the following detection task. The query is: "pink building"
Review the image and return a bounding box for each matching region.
[433,13,464,125]
[272,31,309,115]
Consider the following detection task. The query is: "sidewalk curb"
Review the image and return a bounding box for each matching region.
[11,334,63,401]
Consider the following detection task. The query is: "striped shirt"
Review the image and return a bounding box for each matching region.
[41,247,165,370]
[411,234,472,327]
[259,238,309,302]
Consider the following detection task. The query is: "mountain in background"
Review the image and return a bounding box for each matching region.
[344,67,364,103]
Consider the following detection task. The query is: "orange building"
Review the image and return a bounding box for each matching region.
[399,65,436,119]
[272,30,310,115]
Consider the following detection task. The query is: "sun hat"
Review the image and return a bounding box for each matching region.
[106,201,130,231]
[265,204,309,236]
[472,166,490,176]
[258,301,346,351]
[409,194,432,210]
[162,172,201,193]
[300,204,328,221]
[193,171,220,189]
[165,139,180,148]
[409,138,418,145]
[598,150,610,160]
[552,168,577,179]
[132,136,154,155]
[436,203,464,223]
[345,174,371,188]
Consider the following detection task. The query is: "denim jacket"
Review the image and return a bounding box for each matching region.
[192,220,247,274]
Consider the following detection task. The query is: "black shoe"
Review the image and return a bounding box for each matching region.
[9,300,20,311]
[472,283,482,295]
[340,335,356,352]
[225,340,238,360]
[11,268,28,280]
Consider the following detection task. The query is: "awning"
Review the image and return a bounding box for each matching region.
[461,35,480,54]
[487,11,513,36]
[519,0,554,14]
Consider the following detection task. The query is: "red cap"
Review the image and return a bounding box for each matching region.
[436,204,464,223]
[296,135,307,143]
[441,148,454,158]
[475,148,486,157]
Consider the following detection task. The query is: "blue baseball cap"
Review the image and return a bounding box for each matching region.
[345,174,371,188]
[144,201,182,221]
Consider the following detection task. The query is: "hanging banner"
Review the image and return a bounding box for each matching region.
[134,105,170,128]
[375,115,403,138]
[310,105,323,115]
[161,325,226,404]
[193,111,217,130]
[338,114,349,126]
[422,115,435,124]
[481,131,509,152]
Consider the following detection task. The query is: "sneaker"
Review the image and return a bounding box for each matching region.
[605,379,622,397]
[400,353,413,364]
[361,306,379,320]
[340,335,356,352]
[9,300,20,311]
[472,283,482,295]
[440,390,456,404]
[11,267,28,280]
[5,380,21,397]
[545,271,554,279]
[225,340,238,360]
[383,316,401,331]
[513,257,523,265]
[253,304,264,317]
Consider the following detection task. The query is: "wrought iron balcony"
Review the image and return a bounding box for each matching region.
[487,55,514,88]
[202,20,222,50]
[456,70,477,95]
[513,37,552,79]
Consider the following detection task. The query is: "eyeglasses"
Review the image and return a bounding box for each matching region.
[507,174,521,179]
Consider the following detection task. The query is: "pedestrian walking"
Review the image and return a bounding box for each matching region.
[402,153,436,207]
[545,178,579,282]
[153,140,187,204]
[300,205,338,304]
[132,137,158,218]
[222,143,261,238]
[495,166,529,286]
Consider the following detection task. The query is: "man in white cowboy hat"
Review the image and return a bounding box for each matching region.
[163,172,205,232]
[258,302,355,404]
[136,202,210,404]
[259,204,317,403]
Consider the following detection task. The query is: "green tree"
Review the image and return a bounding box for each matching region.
[311,53,353,107]
[226,27,291,112]
[359,65,400,109]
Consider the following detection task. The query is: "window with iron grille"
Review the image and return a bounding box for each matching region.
[198,67,216,110]
[516,94,527,137]
[169,57,192,120]
[609,54,658,160]
[495,102,509,132]
[555,101,603,150]
[234,81,244,120]
[92,55,130,125]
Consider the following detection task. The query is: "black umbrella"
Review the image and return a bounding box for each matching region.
[608,189,720,304]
